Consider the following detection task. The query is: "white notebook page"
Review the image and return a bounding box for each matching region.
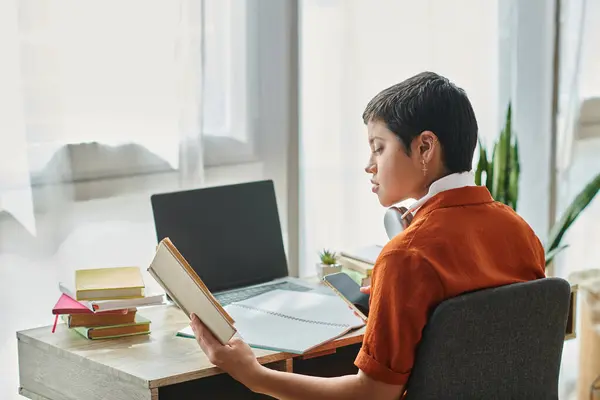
[231,289,365,329]
[177,289,365,353]
[224,304,352,354]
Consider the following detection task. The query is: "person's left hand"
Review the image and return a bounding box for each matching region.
[189,313,265,392]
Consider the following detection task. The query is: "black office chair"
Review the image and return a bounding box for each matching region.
[404,277,571,400]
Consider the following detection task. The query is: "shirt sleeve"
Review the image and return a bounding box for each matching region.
[354,249,445,385]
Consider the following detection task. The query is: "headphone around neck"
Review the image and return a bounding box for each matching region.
[384,206,415,240]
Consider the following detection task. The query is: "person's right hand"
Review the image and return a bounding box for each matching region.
[359,285,371,295]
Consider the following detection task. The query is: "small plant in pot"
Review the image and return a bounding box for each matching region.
[317,249,342,279]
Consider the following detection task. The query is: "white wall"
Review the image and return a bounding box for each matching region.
[299,0,500,277]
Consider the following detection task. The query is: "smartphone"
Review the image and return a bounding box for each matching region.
[323,272,369,320]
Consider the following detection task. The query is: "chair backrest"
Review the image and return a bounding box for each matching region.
[404,277,571,399]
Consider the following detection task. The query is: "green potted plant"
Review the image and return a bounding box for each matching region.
[475,103,519,211]
[316,249,342,279]
[475,102,600,267]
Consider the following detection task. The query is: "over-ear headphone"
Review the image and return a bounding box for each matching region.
[384,191,433,239]
[384,206,412,239]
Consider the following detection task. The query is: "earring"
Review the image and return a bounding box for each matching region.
[422,159,427,176]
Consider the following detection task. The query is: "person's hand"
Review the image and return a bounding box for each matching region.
[190,313,265,392]
[360,285,371,294]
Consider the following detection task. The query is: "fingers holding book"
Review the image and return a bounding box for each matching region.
[190,313,264,392]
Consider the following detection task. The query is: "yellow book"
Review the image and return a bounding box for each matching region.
[75,267,145,301]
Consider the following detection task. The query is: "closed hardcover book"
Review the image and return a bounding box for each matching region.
[72,314,151,340]
[75,266,145,301]
[338,255,374,277]
[68,308,137,328]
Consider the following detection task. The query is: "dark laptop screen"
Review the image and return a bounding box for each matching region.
[150,180,289,293]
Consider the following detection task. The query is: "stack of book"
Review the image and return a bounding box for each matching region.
[337,244,382,287]
[52,266,163,340]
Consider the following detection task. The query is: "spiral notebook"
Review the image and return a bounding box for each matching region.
[178,289,365,354]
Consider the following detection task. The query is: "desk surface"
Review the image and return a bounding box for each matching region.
[17,303,365,399]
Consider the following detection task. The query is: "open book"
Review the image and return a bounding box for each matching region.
[178,289,365,354]
[148,238,365,353]
[147,238,236,345]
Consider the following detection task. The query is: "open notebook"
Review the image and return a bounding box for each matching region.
[178,289,365,354]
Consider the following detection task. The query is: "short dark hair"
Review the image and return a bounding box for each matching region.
[362,71,478,173]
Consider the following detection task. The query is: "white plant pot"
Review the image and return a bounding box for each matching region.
[316,262,342,279]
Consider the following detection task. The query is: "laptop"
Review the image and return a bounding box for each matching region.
[150,179,315,306]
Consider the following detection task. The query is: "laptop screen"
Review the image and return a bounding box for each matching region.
[150,180,289,293]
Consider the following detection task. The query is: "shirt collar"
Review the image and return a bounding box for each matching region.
[401,171,478,218]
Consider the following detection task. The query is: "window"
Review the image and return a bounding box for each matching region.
[14,0,257,185]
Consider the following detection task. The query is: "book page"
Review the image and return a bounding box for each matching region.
[230,289,365,329]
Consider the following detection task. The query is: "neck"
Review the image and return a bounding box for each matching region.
[414,168,451,199]
[400,170,475,218]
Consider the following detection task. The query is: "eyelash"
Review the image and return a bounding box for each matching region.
[373,147,383,154]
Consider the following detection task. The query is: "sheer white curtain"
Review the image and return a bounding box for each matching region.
[0,0,205,279]
[555,0,590,174]
[0,1,205,395]
[554,0,600,280]
[299,0,501,277]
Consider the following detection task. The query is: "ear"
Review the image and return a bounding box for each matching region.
[417,131,438,163]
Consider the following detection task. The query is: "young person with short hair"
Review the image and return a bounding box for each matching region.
[189,71,545,400]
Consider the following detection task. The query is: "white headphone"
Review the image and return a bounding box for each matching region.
[383,199,423,240]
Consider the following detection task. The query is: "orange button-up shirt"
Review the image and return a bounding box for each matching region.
[354,186,546,385]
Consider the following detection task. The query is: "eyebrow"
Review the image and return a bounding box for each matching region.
[368,135,384,144]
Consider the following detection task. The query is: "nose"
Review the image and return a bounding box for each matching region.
[365,156,376,174]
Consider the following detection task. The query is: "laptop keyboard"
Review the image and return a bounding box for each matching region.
[215,281,312,306]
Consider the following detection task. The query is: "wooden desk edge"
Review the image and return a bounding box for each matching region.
[17,321,363,391]
[19,387,52,400]
[148,329,364,388]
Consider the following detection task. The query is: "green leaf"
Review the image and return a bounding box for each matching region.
[318,248,338,265]
[545,172,600,256]
[502,104,512,206]
[487,143,495,195]
[508,129,519,211]
[492,129,507,203]
[545,244,569,266]
[478,102,518,210]
[475,137,487,186]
